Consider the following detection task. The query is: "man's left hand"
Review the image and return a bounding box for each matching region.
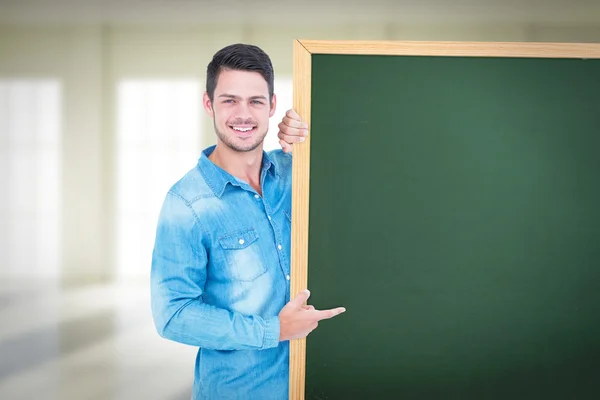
[277,109,308,153]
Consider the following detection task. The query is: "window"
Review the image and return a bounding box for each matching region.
[0,79,62,278]
[115,79,203,281]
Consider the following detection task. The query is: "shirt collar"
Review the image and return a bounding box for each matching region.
[198,145,277,198]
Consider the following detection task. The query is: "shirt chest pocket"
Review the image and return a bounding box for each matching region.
[217,228,267,282]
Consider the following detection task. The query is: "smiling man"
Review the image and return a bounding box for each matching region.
[150,43,345,400]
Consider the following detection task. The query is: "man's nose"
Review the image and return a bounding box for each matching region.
[233,101,252,118]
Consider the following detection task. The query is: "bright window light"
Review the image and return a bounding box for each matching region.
[116,79,203,281]
[0,79,62,278]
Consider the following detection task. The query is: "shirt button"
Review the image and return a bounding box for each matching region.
[267,215,271,220]
[254,194,260,199]
[278,244,282,250]
[239,239,245,245]
[286,275,290,280]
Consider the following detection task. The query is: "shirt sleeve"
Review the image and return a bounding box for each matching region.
[150,191,281,350]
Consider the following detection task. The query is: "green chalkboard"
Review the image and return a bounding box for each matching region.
[303,52,600,399]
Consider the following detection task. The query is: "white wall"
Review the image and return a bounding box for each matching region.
[0,19,598,284]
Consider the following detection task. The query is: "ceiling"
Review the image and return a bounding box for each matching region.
[1,0,600,25]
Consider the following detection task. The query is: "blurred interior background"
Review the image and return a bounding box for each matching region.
[1,0,599,399]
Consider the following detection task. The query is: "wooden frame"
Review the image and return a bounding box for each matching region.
[289,39,600,400]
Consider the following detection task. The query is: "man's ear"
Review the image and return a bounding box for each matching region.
[203,92,214,117]
[269,93,277,118]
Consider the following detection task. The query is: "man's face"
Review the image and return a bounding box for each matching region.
[203,69,276,153]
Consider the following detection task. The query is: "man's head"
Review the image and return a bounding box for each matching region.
[203,43,276,153]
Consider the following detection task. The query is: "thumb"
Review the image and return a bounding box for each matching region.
[290,289,310,307]
[279,140,292,153]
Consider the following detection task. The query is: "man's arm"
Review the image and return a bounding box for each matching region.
[150,191,280,351]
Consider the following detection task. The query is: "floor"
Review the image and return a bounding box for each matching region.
[0,278,197,400]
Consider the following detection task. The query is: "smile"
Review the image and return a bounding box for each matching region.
[229,125,257,136]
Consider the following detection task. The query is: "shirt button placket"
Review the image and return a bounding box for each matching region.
[262,201,288,280]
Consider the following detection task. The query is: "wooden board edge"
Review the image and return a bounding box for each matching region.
[286,37,600,399]
[299,39,600,58]
[289,39,312,400]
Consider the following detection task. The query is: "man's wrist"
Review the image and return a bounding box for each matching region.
[262,315,281,348]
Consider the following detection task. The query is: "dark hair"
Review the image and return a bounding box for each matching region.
[206,43,274,102]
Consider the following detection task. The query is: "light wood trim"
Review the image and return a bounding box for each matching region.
[299,40,600,58]
[289,39,312,400]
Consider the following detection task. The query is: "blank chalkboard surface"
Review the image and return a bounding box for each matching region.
[288,41,600,400]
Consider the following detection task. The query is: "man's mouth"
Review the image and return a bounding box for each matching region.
[229,125,256,136]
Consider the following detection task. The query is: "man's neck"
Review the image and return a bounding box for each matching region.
[208,143,264,195]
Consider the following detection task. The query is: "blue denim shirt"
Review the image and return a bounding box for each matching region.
[151,145,292,399]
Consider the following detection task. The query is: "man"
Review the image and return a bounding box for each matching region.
[150,43,346,400]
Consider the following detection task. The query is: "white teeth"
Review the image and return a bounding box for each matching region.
[232,127,253,132]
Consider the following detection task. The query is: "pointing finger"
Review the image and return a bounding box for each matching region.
[314,307,346,321]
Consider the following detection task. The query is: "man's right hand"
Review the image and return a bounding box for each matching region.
[278,289,346,341]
